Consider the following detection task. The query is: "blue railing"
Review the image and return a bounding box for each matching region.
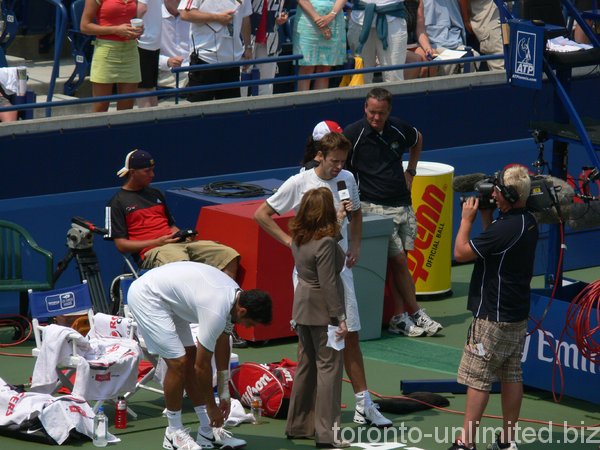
[0,52,505,117]
[44,0,68,116]
[171,53,304,104]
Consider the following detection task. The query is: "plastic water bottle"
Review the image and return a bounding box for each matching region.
[16,67,27,97]
[250,391,262,424]
[93,406,108,447]
[115,396,127,429]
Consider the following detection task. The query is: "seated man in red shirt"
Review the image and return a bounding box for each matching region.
[105,149,240,279]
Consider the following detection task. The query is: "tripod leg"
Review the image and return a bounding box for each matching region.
[75,249,111,314]
[52,250,75,285]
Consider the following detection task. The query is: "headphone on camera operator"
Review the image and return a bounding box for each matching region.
[461,169,526,213]
[494,169,521,206]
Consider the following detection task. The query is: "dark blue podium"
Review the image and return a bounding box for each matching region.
[166,179,284,229]
[522,281,600,404]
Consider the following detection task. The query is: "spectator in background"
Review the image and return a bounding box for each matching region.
[158,0,190,88]
[248,0,289,95]
[422,0,470,75]
[0,91,17,122]
[80,0,143,112]
[293,0,347,91]
[0,67,21,122]
[179,0,253,102]
[285,187,349,448]
[573,0,598,44]
[404,0,437,79]
[346,0,409,83]
[137,0,163,107]
[459,0,505,70]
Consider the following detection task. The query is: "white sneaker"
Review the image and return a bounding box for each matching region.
[197,427,247,449]
[487,441,518,450]
[353,403,392,427]
[412,309,443,336]
[164,428,202,450]
[389,313,426,337]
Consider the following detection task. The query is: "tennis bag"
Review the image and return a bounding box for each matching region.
[229,358,297,418]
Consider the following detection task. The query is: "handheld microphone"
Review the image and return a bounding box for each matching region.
[452,173,488,192]
[337,180,352,222]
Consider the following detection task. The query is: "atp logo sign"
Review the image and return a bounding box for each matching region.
[514,30,536,77]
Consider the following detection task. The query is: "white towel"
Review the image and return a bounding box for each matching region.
[39,395,120,444]
[547,36,593,52]
[0,377,119,445]
[0,67,18,94]
[89,313,133,339]
[224,399,255,427]
[72,337,141,401]
[31,325,91,394]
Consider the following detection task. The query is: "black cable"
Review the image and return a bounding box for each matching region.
[183,181,275,198]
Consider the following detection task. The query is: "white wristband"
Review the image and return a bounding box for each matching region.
[217,370,230,399]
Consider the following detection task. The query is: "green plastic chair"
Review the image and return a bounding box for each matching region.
[0,220,53,316]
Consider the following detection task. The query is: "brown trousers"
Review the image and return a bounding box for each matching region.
[285,324,343,444]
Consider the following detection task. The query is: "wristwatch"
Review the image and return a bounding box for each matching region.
[406,168,417,176]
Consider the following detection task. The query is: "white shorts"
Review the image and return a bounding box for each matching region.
[292,265,361,332]
[127,281,195,359]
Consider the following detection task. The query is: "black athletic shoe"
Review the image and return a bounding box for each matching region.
[448,440,476,450]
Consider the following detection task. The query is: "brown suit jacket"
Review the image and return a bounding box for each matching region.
[292,236,345,326]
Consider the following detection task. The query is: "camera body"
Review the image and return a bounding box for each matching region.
[460,173,557,212]
[459,176,497,209]
[473,178,497,209]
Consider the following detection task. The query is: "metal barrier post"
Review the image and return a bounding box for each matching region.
[45,0,67,117]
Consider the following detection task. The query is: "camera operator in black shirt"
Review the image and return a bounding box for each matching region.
[450,165,539,450]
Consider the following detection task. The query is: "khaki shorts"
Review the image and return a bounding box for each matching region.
[361,202,416,256]
[457,318,527,391]
[141,241,239,270]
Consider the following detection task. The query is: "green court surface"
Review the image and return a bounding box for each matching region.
[0,264,598,449]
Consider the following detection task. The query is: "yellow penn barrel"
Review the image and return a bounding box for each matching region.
[404,161,454,295]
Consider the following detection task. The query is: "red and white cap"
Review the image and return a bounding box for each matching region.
[312,120,343,141]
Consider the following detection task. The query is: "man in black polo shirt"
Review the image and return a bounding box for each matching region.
[450,165,539,450]
[344,87,443,337]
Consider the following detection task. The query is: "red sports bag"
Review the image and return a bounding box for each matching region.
[229,358,297,418]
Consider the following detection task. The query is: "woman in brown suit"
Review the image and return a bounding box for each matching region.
[285,187,349,448]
